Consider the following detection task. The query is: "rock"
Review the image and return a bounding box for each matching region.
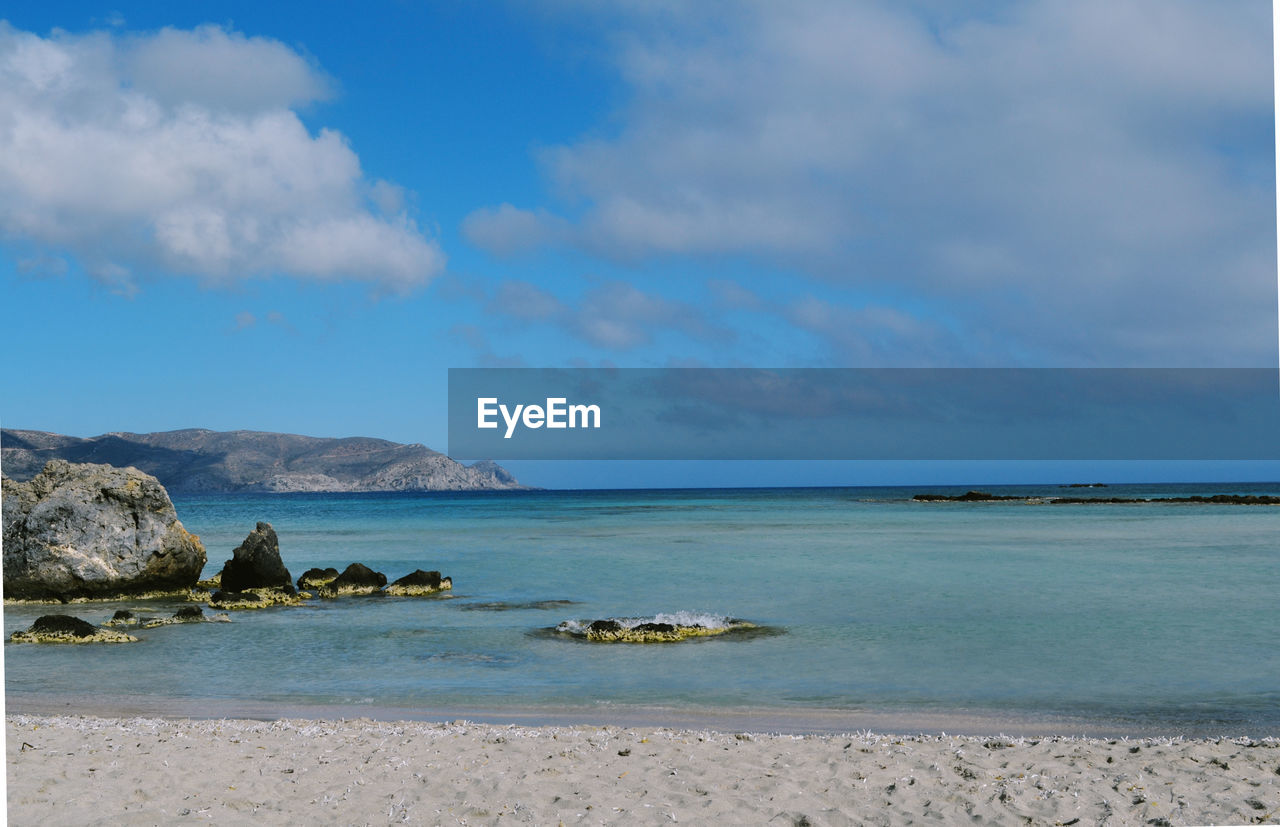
[557,616,760,643]
[913,490,1024,502]
[196,573,221,590]
[589,619,623,635]
[208,587,301,610]
[2,460,206,601]
[141,604,229,627]
[218,522,294,593]
[104,609,139,627]
[174,605,204,621]
[317,563,387,598]
[10,614,137,644]
[297,567,340,590]
[384,569,453,596]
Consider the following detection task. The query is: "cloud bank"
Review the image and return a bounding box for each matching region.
[467,1,1275,365]
[0,22,444,291]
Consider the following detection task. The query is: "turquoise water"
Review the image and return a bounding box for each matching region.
[5,484,1279,735]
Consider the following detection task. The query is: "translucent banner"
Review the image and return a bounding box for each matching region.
[447,368,1280,460]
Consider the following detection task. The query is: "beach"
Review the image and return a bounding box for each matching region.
[7,714,1280,825]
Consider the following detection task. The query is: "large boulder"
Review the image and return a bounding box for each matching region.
[218,522,293,592]
[2,460,206,601]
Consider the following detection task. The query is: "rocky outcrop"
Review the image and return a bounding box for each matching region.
[384,569,453,596]
[9,614,137,644]
[208,588,301,610]
[104,609,139,627]
[141,605,230,627]
[554,616,760,643]
[218,522,293,592]
[913,491,1280,505]
[913,490,1025,502]
[317,563,387,598]
[2,428,524,493]
[297,567,340,590]
[2,460,206,601]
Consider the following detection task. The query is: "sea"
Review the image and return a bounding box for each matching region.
[5,483,1279,736]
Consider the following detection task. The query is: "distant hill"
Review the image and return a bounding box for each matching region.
[0,428,522,493]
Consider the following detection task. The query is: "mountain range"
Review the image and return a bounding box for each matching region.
[0,428,522,493]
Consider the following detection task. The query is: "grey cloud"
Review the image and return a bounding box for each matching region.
[467,1,1275,364]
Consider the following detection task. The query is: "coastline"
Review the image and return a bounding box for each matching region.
[9,712,1279,825]
[7,694,1273,741]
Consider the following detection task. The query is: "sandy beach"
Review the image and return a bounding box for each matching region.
[6,714,1279,825]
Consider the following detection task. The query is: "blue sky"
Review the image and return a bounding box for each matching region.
[1,1,1277,487]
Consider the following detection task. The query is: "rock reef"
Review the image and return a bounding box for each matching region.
[10,614,137,644]
[2,460,206,601]
[555,616,760,643]
[297,567,340,590]
[913,490,1280,505]
[141,605,230,627]
[384,569,452,597]
[208,588,302,610]
[317,563,387,598]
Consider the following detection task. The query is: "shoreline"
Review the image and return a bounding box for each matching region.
[8,712,1279,824]
[7,695,1276,741]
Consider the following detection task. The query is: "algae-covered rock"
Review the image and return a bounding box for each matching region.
[10,614,137,644]
[556,615,759,643]
[317,562,387,598]
[297,567,340,590]
[208,587,301,610]
[141,604,230,626]
[384,569,452,596]
[218,522,293,592]
[196,573,221,590]
[2,460,206,601]
[103,609,139,627]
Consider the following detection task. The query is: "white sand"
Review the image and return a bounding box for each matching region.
[7,714,1280,825]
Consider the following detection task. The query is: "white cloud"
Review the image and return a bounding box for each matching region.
[0,22,444,292]
[480,277,731,350]
[466,1,1275,364]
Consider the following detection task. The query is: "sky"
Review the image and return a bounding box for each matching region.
[0,1,1277,488]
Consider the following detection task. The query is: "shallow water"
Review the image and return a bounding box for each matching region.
[5,484,1279,735]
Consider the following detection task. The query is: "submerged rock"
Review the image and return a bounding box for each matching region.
[103,609,139,627]
[218,522,294,593]
[2,460,206,601]
[317,563,387,598]
[208,587,301,610]
[10,614,137,644]
[556,615,760,643]
[142,604,230,627]
[384,569,452,596]
[297,567,340,590]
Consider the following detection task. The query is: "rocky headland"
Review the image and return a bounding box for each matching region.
[1,427,522,493]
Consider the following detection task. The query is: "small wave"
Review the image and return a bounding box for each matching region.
[548,612,782,643]
[555,611,740,635]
